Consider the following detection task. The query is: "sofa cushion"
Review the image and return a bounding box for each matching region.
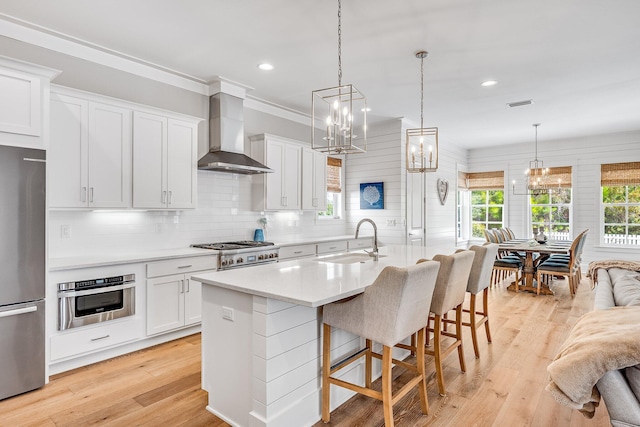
[626,365,640,402]
[610,268,640,306]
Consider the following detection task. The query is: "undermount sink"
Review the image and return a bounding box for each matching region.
[317,252,387,264]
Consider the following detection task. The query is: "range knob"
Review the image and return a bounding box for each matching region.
[221,260,227,266]
[229,259,234,265]
[258,255,264,260]
[274,253,278,258]
[237,257,243,263]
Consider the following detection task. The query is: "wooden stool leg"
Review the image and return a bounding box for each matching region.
[433,315,446,396]
[425,316,432,346]
[322,323,331,422]
[469,294,480,359]
[382,345,394,427]
[456,305,466,373]
[536,270,541,296]
[483,287,492,343]
[365,338,372,388]
[416,328,429,415]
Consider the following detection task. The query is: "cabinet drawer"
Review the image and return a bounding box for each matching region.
[147,255,216,278]
[279,244,316,260]
[316,241,348,255]
[50,317,143,361]
[348,238,373,250]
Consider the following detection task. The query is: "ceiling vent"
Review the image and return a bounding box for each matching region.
[507,99,533,108]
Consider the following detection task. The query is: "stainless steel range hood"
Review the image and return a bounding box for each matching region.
[198,93,272,174]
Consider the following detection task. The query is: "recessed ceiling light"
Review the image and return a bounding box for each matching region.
[258,63,274,71]
[361,107,371,112]
[481,80,498,87]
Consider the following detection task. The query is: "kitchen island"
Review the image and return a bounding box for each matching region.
[193,244,453,427]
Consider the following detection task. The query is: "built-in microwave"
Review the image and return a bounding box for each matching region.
[57,274,135,331]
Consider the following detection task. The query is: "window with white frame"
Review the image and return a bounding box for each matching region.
[529,166,572,240]
[459,171,505,240]
[601,162,640,246]
[318,157,342,218]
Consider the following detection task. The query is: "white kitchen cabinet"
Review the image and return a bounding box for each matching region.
[316,240,347,255]
[133,112,198,209]
[49,91,132,208]
[278,244,317,260]
[146,255,216,336]
[302,148,327,211]
[251,134,302,211]
[0,58,59,150]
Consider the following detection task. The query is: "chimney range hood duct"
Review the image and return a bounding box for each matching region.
[198,92,273,174]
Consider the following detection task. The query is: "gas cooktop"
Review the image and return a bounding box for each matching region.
[191,241,275,251]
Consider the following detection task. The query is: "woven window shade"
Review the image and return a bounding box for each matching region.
[327,157,342,193]
[531,166,572,187]
[601,162,640,186]
[458,171,469,189]
[466,171,504,190]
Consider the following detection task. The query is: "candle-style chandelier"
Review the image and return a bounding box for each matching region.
[311,0,367,155]
[512,123,561,195]
[406,51,438,173]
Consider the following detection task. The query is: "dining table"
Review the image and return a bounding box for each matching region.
[498,239,572,295]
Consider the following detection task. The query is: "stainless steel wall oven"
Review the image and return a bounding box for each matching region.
[57,274,135,331]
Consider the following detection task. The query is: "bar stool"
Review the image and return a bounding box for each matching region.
[418,250,475,396]
[457,243,499,358]
[321,261,440,427]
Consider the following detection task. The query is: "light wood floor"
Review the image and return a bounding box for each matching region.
[0,276,612,427]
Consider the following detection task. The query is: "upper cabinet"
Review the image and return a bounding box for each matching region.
[302,148,327,211]
[251,134,302,211]
[0,57,60,149]
[49,91,132,208]
[132,112,198,209]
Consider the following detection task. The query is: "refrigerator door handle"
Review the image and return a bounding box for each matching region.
[0,305,37,318]
[22,158,46,163]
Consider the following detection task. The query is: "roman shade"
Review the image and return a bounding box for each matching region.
[601,162,640,186]
[327,157,342,193]
[459,171,505,190]
[530,166,572,187]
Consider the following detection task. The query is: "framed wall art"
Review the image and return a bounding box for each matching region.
[360,182,384,209]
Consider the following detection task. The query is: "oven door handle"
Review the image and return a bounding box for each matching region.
[57,282,136,298]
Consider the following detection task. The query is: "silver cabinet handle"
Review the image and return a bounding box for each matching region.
[90,335,110,342]
[185,278,190,293]
[178,265,192,269]
[168,190,173,204]
[89,187,94,203]
[162,190,167,203]
[180,279,184,294]
[294,250,303,254]
[81,186,87,202]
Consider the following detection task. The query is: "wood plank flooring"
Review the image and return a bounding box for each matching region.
[0,276,612,426]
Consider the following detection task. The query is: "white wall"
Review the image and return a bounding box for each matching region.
[467,129,640,264]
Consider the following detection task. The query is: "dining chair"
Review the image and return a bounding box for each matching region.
[456,243,499,358]
[536,229,589,297]
[321,261,440,427]
[416,250,475,396]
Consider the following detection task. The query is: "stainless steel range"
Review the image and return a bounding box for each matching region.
[191,241,279,270]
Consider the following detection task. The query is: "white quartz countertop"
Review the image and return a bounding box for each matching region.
[193,244,453,307]
[49,247,216,271]
[272,235,371,247]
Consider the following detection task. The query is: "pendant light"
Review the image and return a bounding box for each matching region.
[406,51,438,173]
[311,0,367,154]
[512,123,561,195]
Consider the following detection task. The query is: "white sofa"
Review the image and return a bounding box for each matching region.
[593,267,640,427]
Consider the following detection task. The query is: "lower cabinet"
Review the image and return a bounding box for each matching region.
[146,255,216,336]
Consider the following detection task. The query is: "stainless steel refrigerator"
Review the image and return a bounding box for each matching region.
[0,144,46,400]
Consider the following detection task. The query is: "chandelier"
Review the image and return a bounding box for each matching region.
[512,123,560,195]
[311,0,367,154]
[406,51,438,173]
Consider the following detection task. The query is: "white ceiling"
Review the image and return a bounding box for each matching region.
[2,0,640,149]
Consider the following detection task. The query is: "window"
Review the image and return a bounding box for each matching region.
[459,171,504,239]
[319,157,342,218]
[529,166,572,240]
[601,162,640,246]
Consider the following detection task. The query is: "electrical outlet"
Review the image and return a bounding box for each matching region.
[222,306,234,321]
[61,225,71,238]
[387,219,396,227]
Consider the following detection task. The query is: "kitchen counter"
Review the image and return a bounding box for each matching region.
[49,247,215,271]
[272,234,371,247]
[195,244,453,427]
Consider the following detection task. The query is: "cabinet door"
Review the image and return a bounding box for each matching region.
[265,140,285,209]
[302,149,327,210]
[167,119,197,209]
[88,103,132,208]
[49,94,89,208]
[0,68,41,137]
[147,274,185,335]
[133,112,167,208]
[282,143,301,209]
[183,275,202,326]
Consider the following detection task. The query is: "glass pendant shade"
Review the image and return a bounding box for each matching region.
[512,123,561,195]
[312,84,367,154]
[406,127,438,172]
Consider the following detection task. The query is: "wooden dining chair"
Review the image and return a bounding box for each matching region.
[536,229,589,297]
[322,261,440,427]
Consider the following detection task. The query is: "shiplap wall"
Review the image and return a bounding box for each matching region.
[467,129,640,264]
